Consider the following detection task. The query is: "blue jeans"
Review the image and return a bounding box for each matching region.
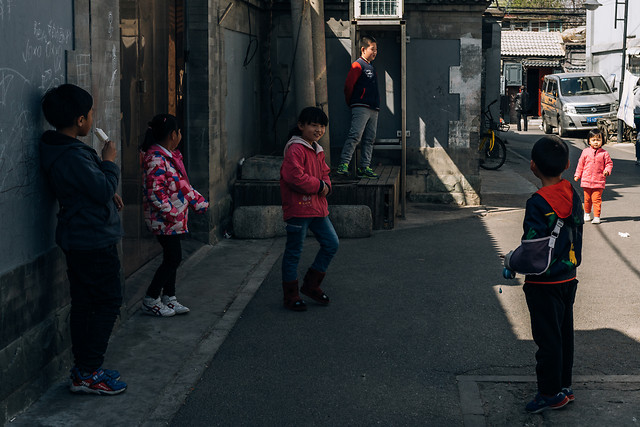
[340,107,378,168]
[282,217,339,282]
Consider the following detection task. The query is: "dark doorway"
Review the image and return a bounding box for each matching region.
[526,68,540,116]
[120,0,186,277]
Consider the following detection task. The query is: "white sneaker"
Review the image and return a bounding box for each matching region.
[584,213,591,222]
[162,295,190,314]
[592,217,601,224]
[143,296,175,317]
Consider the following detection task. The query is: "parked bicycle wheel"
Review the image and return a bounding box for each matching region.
[479,133,506,170]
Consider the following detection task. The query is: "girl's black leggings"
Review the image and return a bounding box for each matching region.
[146,234,183,299]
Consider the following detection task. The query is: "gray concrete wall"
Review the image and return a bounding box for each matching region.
[0,0,122,422]
[186,0,266,243]
[586,1,640,88]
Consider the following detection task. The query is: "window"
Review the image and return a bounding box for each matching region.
[629,56,640,76]
[548,21,563,32]
[512,21,529,31]
[354,0,403,18]
[504,63,522,86]
[530,21,548,32]
[559,76,611,96]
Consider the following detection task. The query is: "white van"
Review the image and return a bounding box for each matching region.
[540,72,618,137]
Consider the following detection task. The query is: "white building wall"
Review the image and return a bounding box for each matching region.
[586,0,640,88]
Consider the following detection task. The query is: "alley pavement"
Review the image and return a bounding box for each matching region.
[9,121,640,426]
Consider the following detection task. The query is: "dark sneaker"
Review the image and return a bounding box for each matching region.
[70,366,120,381]
[525,392,569,413]
[357,166,379,179]
[562,387,575,402]
[336,163,349,175]
[70,368,127,395]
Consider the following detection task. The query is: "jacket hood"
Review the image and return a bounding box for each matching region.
[536,179,575,219]
[283,136,324,156]
[40,130,88,172]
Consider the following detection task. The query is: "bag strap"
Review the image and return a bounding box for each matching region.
[548,218,564,249]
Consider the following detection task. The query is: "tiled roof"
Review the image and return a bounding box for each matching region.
[522,59,561,68]
[501,30,565,57]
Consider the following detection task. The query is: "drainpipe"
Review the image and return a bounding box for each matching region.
[290,0,316,115]
[310,0,331,162]
[616,0,629,143]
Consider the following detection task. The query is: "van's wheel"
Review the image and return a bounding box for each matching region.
[557,118,568,137]
[542,115,552,134]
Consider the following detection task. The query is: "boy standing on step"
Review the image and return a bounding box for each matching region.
[336,35,380,179]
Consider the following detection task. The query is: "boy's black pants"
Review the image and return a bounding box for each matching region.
[65,244,122,373]
[146,234,183,299]
[524,279,578,396]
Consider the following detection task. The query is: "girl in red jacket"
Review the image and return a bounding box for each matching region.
[574,128,613,224]
[280,107,339,311]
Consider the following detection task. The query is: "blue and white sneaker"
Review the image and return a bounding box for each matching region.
[70,368,127,395]
[525,391,569,413]
[70,366,120,381]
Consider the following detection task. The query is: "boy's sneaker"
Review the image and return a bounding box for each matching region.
[162,295,190,314]
[357,166,379,179]
[70,366,120,381]
[70,368,127,395]
[584,213,591,222]
[143,296,175,317]
[562,387,575,402]
[525,392,570,413]
[336,163,349,176]
[592,217,601,224]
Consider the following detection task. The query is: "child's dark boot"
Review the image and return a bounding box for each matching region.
[300,268,330,305]
[282,280,306,311]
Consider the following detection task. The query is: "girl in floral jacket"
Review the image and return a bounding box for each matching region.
[574,128,613,224]
[140,114,209,316]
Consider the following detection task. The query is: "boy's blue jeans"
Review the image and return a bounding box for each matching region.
[282,216,339,282]
[340,107,378,168]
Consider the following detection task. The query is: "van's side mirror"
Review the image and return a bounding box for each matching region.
[613,87,618,92]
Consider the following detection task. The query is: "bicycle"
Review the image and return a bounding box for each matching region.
[479,100,508,170]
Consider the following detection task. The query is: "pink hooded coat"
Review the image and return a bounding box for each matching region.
[279,136,331,221]
[574,147,613,189]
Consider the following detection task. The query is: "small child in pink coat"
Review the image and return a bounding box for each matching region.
[574,128,613,224]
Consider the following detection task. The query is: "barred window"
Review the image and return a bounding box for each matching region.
[355,0,402,18]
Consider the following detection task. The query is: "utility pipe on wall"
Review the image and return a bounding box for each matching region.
[310,0,331,161]
[290,0,316,115]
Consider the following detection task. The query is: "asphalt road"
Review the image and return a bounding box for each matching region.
[170,126,640,426]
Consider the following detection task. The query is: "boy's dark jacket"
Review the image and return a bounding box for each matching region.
[40,130,122,251]
[344,57,380,110]
[505,179,584,283]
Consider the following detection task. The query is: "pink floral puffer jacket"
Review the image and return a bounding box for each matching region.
[142,145,209,235]
[574,146,613,190]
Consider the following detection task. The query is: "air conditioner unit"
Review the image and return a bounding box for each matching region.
[354,0,403,19]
